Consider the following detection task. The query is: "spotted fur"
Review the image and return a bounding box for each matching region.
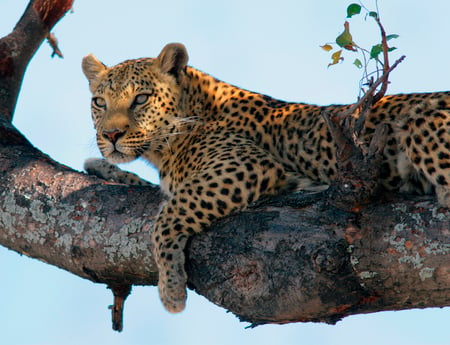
[82,43,450,313]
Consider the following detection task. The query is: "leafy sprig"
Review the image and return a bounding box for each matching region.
[321,2,404,106]
[321,3,398,69]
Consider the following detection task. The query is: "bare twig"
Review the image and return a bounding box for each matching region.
[332,54,405,124]
[353,55,405,134]
[109,284,132,332]
[321,110,356,162]
[372,14,391,103]
[46,33,64,58]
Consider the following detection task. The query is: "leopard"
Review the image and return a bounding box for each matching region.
[82,42,450,313]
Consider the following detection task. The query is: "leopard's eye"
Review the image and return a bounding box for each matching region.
[132,94,150,107]
[92,97,107,109]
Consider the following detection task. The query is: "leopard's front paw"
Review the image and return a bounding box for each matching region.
[84,158,115,180]
[84,158,151,186]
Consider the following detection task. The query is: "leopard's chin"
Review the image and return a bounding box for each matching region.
[104,150,137,164]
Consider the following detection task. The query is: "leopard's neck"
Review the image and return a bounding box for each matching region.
[180,67,259,121]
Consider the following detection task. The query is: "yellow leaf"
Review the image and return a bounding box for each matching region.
[321,44,333,52]
[328,49,344,67]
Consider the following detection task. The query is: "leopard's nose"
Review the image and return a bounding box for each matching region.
[102,129,125,144]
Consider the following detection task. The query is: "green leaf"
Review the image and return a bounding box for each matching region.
[370,44,383,59]
[328,49,344,67]
[388,47,397,52]
[353,58,363,69]
[336,22,352,47]
[336,21,356,51]
[321,44,333,52]
[369,11,378,19]
[347,3,361,18]
[386,34,399,41]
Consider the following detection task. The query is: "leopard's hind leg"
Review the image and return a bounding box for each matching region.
[398,102,450,207]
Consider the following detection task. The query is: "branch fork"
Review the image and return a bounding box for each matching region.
[321,28,405,213]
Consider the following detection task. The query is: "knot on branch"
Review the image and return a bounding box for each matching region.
[312,241,348,273]
[322,109,388,213]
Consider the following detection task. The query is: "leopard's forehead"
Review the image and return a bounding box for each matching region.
[96,58,157,94]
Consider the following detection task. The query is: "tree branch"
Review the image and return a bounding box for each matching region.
[0,121,162,286]
[0,0,73,122]
[188,194,450,326]
[1,121,449,326]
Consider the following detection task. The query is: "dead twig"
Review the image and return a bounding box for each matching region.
[372,13,390,103]
[46,33,64,58]
[333,55,405,125]
[108,284,132,332]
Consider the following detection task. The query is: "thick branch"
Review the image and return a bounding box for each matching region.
[0,0,73,121]
[0,119,162,286]
[1,121,449,325]
[188,195,450,325]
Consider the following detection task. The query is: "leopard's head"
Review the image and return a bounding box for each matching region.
[82,43,189,166]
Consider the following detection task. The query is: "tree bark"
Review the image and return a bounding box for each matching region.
[0,0,449,329]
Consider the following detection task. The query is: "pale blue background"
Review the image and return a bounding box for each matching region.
[0,1,449,344]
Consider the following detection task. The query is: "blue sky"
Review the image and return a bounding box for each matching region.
[0,1,449,344]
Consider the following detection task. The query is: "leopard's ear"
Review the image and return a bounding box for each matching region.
[155,43,188,81]
[82,54,108,92]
